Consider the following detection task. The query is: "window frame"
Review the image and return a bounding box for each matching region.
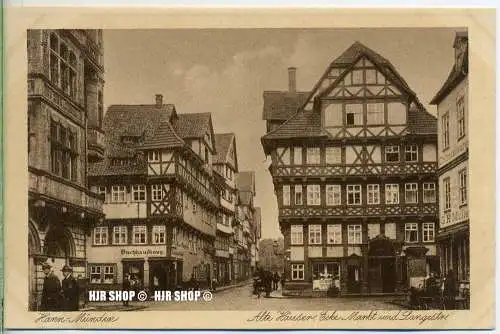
[405,145,418,162]
[293,147,303,165]
[307,184,321,206]
[152,225,166,245]
[422,222,435,242]
[290,225,303,245]
[294,185,303,206]
[385,184,400,205]
[457,96,466,139]
[347,224,362,244]
[404,183,418,204]
[385,145,400,163]
[112,226,127,245]
[131,185,146,202]
[423,182,436,203]
[308,224,322,245]
[327,224,342,244]
[291,264,305,280]
[443,177,451,210]
[405,223,419,243]
[367,184,380,205]
[111,185,126,203]
[282,185,291,206]
[132,225,147,245]
[346,184,362,206]
[442,112,450,149]
[326,184,341,206]
[147,151,160,163]
[459,168,467,205]
[93,226,108,245]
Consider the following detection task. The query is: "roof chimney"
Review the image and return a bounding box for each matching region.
[288,67,297,93]
[155,94,163,108]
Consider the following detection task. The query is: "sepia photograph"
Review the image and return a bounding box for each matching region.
[3,7,495,330]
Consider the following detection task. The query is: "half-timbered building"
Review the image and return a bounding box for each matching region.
[261,42,439,296]
[87,95,218,292]
[213,133,239,286]
[28,29,105,310]
[430,32,469,286]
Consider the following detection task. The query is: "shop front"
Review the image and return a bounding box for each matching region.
[311,262,340,292]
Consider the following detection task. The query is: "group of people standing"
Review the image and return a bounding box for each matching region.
[122,273,143,306]
[252,268,285,298]
[40,263,80,311]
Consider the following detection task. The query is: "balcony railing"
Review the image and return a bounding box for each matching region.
[176,163,218,206]
[220,198,235,212]
[29,169,103,213]
[273,162,437,178]
[279,203,438,218]
[217,222,234,235]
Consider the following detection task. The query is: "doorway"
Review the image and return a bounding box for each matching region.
[346,264,361,293]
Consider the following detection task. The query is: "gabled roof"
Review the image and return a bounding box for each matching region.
[141,120,185,150]
[430,39,468,105]
[236,171,256,194]
[213,133,238,170]
[174,112,217,150]
[261,109,329,141]
[262,91,310,121]
[330,41,390,66]
[89,103,179,177]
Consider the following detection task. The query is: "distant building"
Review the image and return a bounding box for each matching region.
[87,95,219,291]
[258,238,285,273]
[430,32,469,283]
[27,29,105,310]
[213,133,239,286]
[261,42,439,296]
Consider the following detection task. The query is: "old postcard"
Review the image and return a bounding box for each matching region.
[2,6,496,330]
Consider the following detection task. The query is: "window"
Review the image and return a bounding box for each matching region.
[306,147,320,164]
[282,185,291,206]
[307,185,321,206]
[90,265,102,283]
[291,225,303,245]
[385,146,400,162]
[346,185,361,205]
[345,104,363,126]
[367,184,380,205]
[367,103,384,125]
[457,96,466,139]
[308,225,322,245]
[422,223,435,242]
[385,184,399,204]
[326,185,341,206]
[405,183,418,204]
[423,183,436,203]
[405,223,418,243]
[90,265,115,284]
[348,225,362,244]
[110,185,126,203]
[327,224,342,244]
[50,120,78,181]
[93,227,108,245]
[442,113,450,149]
[443,178,451,210]
[153,225,166,244]
[132,185,146,202]
[291,264,304,280]
[325,147,341,164]
[148,151,160,162]
[459,169,467,205]
[112,226,127,245]
[48,33,78,98]
[133,225,147,244]
[294,185,303,205]
[277,147,290,165]
[151,184,168,201]
[405,145,418,162]
[96,186,106,202]
[293,147,302,165]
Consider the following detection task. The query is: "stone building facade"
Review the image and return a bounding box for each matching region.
[27,29,105,310]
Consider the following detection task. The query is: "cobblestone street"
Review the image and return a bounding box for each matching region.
[86,283,405,311]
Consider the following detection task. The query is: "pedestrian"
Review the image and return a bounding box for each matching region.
[60,265,79,311]
[123,273,131,306]
[273,272,280,291]
[281,272,286,291]
[40,263,62,311]
[443,269,458,310]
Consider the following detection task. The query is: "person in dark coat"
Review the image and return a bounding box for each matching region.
[443,269,458,310]
[40,263,62,311]
[61,265,79,311]
[273,272,280,291]
[122,273,131,306]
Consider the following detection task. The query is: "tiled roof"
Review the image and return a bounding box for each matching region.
[89,103,175,176]
[408,105,438,135]
[175,113,211,139]
[236,171,255,193]
[141,120,184,150]
[214,133,234,164]
[331,41,390,66]
[262,91,310,121]
[261,109,328,140]
[430,62,468,105]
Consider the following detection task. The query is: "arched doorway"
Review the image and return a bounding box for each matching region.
[28,220,42,311]
[368,235,397,293]
[43,227,75,259]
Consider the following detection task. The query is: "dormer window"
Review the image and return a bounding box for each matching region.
[148,151,160,163]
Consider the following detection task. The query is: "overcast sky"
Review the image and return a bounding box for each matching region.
[103,28,459,239]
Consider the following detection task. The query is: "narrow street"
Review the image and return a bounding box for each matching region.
[133,283,404,311]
